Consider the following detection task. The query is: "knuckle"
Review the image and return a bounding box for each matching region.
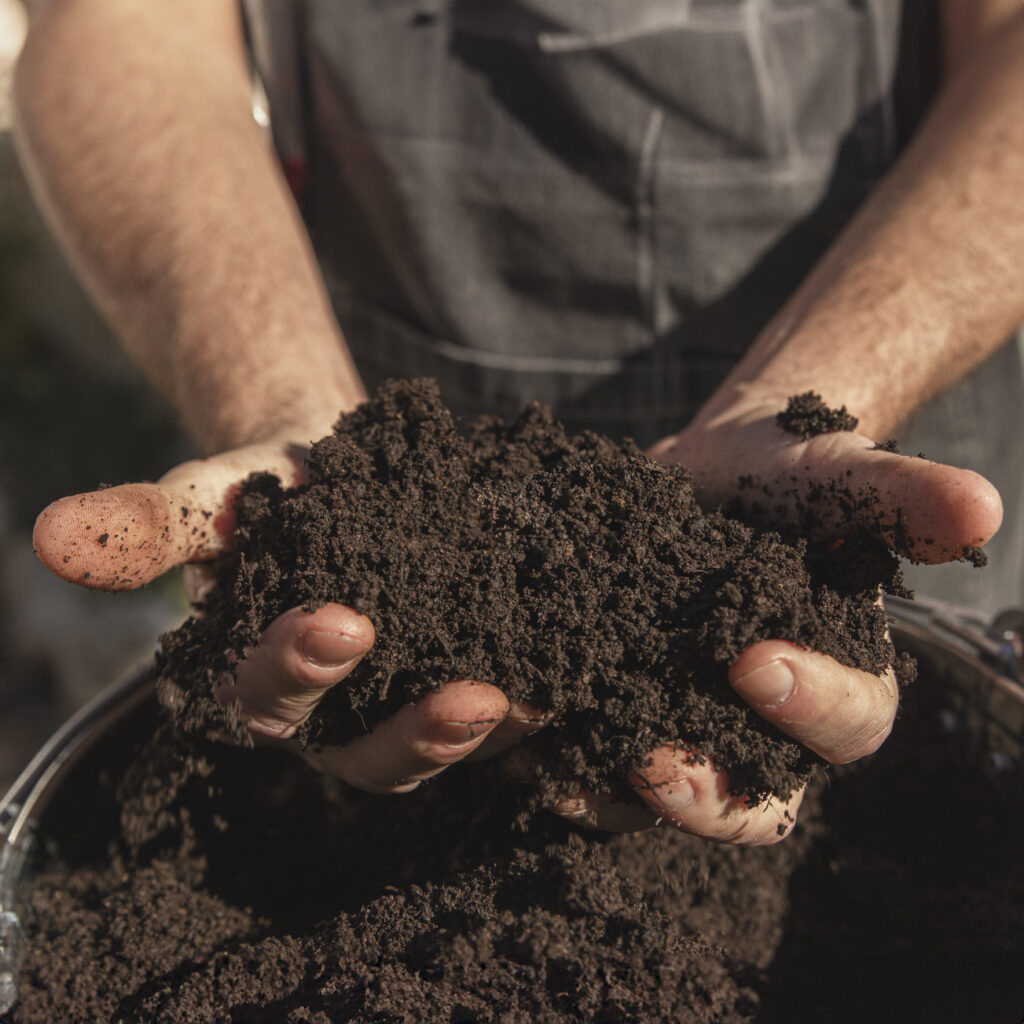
[342,769,421,795]
[245,714,299,741]
[812,670,896,762]
[830,718,893,764]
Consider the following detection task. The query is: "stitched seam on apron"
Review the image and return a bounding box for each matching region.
[636,107,666,341]
[358,132,839,184]
[379,337,628,375]
[744,0,800,163]
[536,5,694,54]
[338,298,736,376]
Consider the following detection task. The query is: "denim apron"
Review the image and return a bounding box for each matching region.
[244,0,1023,613]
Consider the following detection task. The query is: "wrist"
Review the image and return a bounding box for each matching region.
[179,332,368,454]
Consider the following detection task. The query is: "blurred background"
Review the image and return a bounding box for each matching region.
[0,0,191,791]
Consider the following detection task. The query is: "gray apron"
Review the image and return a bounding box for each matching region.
[244,0,1023,613]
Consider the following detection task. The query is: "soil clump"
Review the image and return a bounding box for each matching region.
[775,391,859,440]
[157,379,905,804]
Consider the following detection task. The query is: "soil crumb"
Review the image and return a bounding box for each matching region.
[960,545,989,567]
[776,391,859,440]
[157,379,904,804]
[873,438,901,453]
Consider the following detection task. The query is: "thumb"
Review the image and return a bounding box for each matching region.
[797,434,1003,563]
[218,604,375,740]
[32,440,310,591]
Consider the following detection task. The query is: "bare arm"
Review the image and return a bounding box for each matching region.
[684,1,1024,444]
[14,0,365,453]
[650,2,1021,569]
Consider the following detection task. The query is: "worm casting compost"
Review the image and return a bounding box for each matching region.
[15,381,1017,1023]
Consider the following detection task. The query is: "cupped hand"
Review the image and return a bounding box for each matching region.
[572,391,1002,845]
[648,392,1003,563]
[34,393,1000,846]
[32,433,524,792]
[537,642,896,845]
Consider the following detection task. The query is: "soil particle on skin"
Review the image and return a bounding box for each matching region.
[960,545,988,567]
[873,438,901,453]
[776,391,859,440]
[157,379,905,805]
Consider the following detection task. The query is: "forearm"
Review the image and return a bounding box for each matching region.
[14,0,365,454]
[696,9,1024,441]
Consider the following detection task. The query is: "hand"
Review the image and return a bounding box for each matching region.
[648,391,1003,562]
[590,390,1002,844]
[32,432,532,792]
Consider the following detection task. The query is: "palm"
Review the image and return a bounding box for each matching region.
[648,402,1002,564]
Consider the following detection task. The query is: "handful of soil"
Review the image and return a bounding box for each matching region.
[158,379,906,803]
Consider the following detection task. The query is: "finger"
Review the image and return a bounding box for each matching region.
[729,639,898,764]
[797,433,1002,563]
[309,679,509,793]
[215,604,375,739]
[464,701,553,761]
[548,790,658,833]
[500,748,668,832]
[183,563,218,607]
[628,745,804,846]
[32,440,310,591]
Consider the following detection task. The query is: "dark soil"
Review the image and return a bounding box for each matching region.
[158,379,905,804]
[775,391,859,440]
[13,664,1024,1023]
[11,382,1021,1022]
[15,705,803,1024]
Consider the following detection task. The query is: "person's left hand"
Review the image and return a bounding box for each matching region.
[550,388,1001,843]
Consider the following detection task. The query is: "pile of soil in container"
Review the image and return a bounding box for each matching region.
[158,378,908,804]
[14,660,1024,1023]
[14,716,802,1023]
[18,380,981,1023]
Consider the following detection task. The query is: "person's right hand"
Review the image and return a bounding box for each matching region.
[32,435,545,793]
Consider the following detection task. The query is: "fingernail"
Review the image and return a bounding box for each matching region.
[732,659,795,708]
[437,718,501,748]
[301,630,368,668]
[654,778,696,813]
